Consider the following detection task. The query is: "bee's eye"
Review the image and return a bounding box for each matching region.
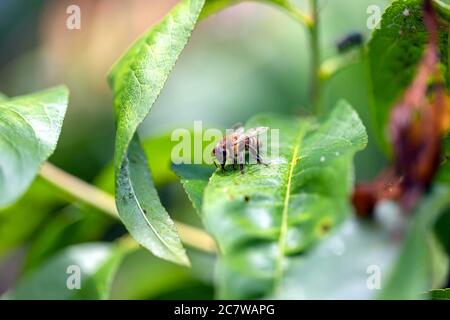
[212,148,215,155]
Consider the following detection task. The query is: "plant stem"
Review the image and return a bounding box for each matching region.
[39,162,217,253]
[309,0,322,115]
[279,1,313,28]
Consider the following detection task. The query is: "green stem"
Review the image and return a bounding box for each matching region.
[278,1,313,27]
[309,0,322,115]
[38,162,217,253]
[318,49,362,80]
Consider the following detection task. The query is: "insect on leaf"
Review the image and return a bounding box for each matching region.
[199,101,367,298]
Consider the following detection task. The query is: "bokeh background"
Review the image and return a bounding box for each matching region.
[0,0,392,299]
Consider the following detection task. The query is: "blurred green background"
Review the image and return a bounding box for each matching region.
[0,0,392,299]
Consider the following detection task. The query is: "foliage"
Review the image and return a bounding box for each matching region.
[0,0,449,301]
[429,287,450,299]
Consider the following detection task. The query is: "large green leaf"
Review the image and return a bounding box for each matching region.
[199,101,367,298]
[107,0,207,266]
[3,243,125,300]
[115,137,190,265]
[367,0,449,152]
[0,86,68,208]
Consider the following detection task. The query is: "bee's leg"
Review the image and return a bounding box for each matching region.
[213,160,218,168]
[238,151,245,174]
[249,145,269,166]
[256,137,261,164]
[257,154,269,166]
[257,155,269,166]
[221,149,226,172]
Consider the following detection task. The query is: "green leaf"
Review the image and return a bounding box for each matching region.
[201,101,367,298]
[367,0,449,152]
[429,288,450,300]
[116,136,190,265]
[0,86,69,208]
[172,164,215,215]
[3,243,125,300]
[108,0,207,266]
[108,0,206,170]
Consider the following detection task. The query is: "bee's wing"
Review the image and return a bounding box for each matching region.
[232,127,269,145]
[231,123,245,136]
[231,122,244,131]
[245,126,269,137]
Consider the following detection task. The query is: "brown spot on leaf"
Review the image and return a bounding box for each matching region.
[320,221,331,233]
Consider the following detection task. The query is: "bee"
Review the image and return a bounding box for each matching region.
[212,124,268,173]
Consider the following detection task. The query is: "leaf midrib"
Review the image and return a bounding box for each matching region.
[123,158,185,263]
[273,125,308,292]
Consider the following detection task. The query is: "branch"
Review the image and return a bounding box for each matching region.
[39,162,217,253]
